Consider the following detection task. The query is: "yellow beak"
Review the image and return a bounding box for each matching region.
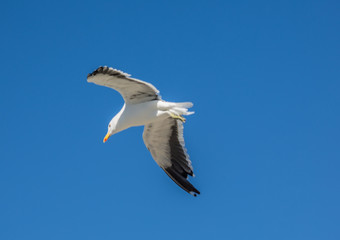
[103,132,110,143]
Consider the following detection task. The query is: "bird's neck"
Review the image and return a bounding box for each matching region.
[112,105,130,133]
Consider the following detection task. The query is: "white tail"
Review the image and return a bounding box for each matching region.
[175,102,193,108]
[170,102,194,116]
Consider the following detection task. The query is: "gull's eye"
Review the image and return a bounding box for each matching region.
[109,124,111,128]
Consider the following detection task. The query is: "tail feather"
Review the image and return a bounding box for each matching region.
[169,102,194,116]
[171,107,195,116]
[175,102,193,108]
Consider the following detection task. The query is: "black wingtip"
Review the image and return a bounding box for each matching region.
[163,166,200,197]
[87,66,106,78]
[87,66,129,79]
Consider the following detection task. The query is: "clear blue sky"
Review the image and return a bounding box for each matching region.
[1,0,339,239]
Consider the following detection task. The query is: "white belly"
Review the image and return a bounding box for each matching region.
[121,100,162,127]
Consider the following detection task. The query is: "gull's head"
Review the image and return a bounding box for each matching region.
[103,121,117,143]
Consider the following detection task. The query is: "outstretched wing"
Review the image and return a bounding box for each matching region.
[143,115,200,196]
[87,66,161,104]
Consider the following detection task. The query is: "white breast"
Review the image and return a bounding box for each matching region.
[120,100,161,128]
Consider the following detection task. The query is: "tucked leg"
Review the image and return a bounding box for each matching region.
[169,112,186,123]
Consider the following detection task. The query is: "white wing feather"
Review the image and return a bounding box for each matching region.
[143,115,199,195]
[87,66,161,104]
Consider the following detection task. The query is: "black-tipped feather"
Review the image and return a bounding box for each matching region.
[87,66,160,104]
[143,117,200,196]
[87,66,129,79]
[169,120,194,177]
[163,166,200,196]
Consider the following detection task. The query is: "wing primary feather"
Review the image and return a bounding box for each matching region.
[169,120,194,176]
[162,166,200,197]
[87,66,130,79]
[143,117,199,196]
[87,66,160,104]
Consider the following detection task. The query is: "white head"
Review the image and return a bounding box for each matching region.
[103,118,118,143]
[102,105,126,143]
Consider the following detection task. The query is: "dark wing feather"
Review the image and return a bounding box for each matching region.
[87,66,161,104]
[143,116,200,196]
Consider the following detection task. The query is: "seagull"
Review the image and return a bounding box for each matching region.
[87,66,200,196]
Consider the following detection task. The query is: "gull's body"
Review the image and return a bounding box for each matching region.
[111,101,174,133]
[87,66,200,196]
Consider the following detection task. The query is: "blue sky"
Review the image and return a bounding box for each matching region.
[1,0,340,239]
